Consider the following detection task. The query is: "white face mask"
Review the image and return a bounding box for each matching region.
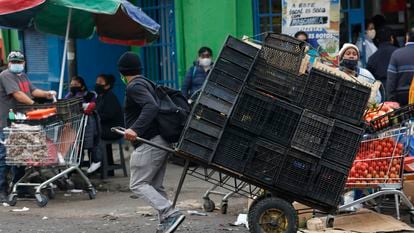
[367,29,376,40]
[199,58,212,67]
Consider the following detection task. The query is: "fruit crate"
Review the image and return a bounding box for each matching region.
[244,139,287,185]
[230,88,274,134]
[260,33,307,75]
[213,126,253,173]
[198,93,233,115]
[209,69,244,93]
[291,110,334,158]
[226,36,259,58]
[221,46,255,70]
[193,104,227,127]
[277,148,318,194]
[179,128,220,162]
[368,104,414,133]
[331,79,371,125]
[248,58,307,104]
[261,98,303,146]
[308,161,348,208]
[301,68,341,116]
[322,120,364,168]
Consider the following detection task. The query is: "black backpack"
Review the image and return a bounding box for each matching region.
[140,77,190,143]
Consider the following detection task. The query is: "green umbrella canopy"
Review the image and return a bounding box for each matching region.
[35,0,120,38]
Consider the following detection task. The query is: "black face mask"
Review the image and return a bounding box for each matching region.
[341,59,358,71]
[70,86,82,95]
[94,84,106,94]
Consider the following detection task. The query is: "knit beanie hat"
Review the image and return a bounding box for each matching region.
[338,43,360,60]
[117,52,142,76]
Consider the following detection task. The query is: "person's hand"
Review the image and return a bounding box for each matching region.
[46,90,57,100]
[124,129,138,141]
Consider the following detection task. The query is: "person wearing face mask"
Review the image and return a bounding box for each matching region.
[386,28,414,106]
[181,47,213,99]
[356,21,378,67]
[338,43,382,104]
[65,76,102,174]
[0,51,56,201]
[95,74,124,177]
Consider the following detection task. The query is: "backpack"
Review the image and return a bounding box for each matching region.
[139,77,190,143]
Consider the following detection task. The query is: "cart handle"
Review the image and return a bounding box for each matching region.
[111,127,175,153]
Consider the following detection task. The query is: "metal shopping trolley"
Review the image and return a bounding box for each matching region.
[1,114,96,207]
[339,124,414,221]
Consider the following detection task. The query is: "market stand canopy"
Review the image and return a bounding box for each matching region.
[0,0,160,45]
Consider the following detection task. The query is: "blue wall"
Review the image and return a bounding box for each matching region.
[76,35,129,103]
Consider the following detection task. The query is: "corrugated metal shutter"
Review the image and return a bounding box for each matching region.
[23,29,48,81]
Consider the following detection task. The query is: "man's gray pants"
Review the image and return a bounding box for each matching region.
[129,135,178,222]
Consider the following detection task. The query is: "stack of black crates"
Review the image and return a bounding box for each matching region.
[177,33,370,212]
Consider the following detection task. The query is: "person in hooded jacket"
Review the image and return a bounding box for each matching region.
[181,47,213,99]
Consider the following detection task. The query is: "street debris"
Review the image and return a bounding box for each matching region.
[69,189,83,193]
[102,213,118,221]
[306,218,325,231]
[187,210,207,216]
[10,207,29,212]
[63,193,72,197]
[231,214,248,228]
[2,202,10,207]
[42,216,48,220]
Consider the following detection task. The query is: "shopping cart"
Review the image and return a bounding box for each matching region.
[339,123,414,221]
[1,114,96,207]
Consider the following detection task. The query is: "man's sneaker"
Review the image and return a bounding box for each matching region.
[87,162,101,174]
[158,212,185,233]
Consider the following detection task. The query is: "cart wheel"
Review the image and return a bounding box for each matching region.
[203,198,215,212]
[88,188,96,200]
[7,194,17,206]
[221,202,228,215]
[43,188,56,200]
[35,193,48,208]
[248,197,297,233]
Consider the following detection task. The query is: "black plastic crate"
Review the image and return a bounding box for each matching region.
[221,46,254,70]
[182,128,219,149]
[226,36,259,58]
[259,33,306,75]
[179,140,214,162]
[301,68,341,116]
[230,88,274,134]
[369,104,414,133]
[331,79,371,125]
[209,69,244,93]
[193,104,226,127]
[244,139,287,185]
[277,149,317,194]
[248,59,307,104]
[56,97,83,120]
[198,93,233,115]
[322,120,364,168]
[214,58,249,81]
[263,33,306,55]
[204,82,237,104]
[188,116,223,138]
[213,127,252,172]
[262,99,303,146]
[291,110,334,158]
[308,161,348,208]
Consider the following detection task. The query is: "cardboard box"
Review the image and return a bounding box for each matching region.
[293,202,314,228]
[403,179,414,204]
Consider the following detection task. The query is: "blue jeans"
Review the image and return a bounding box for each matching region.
[0,130,6,193]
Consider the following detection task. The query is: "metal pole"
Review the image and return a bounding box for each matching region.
[58,8,72,99]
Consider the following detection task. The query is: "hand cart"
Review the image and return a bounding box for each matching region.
[339,124,414,221]
[113,127,310,233]
[1,114,96,207]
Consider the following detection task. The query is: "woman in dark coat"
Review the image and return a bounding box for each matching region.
[95,74,124,176]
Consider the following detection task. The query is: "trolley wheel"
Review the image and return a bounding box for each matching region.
[221,202,228,215]
[248,197,297,233]
[203,198,215,212]
[43,188,56,200]
[35,193,48,208]
[88,188,96,200]
[7,194,17,206]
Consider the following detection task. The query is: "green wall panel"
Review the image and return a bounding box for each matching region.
[175,0,253,88]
